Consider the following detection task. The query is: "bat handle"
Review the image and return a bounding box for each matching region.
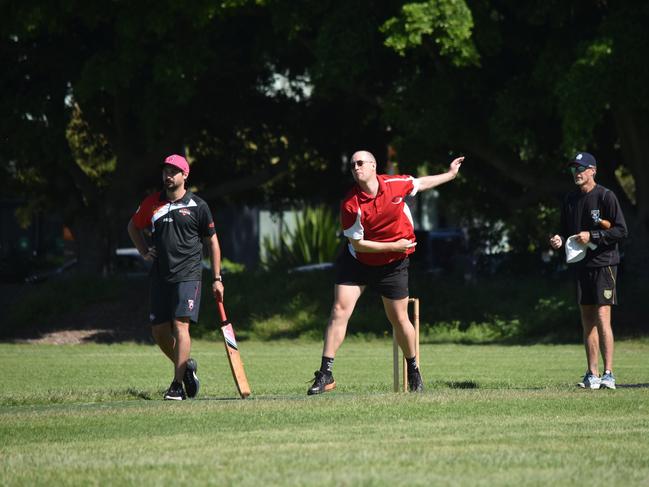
[216,299,227,322]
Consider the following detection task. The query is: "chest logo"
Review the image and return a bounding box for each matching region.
[391,196,403,204]
[179,208,192,216]
[590,209,601,224]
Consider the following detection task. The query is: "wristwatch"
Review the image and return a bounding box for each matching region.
[213,275,223,283]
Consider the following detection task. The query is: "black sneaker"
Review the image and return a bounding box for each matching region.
[408,369,424,393]
[183,358,200,399]
[164,381,186,401]
[307,370,336,395]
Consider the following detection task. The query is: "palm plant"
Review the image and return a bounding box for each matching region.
[262,205,342,269]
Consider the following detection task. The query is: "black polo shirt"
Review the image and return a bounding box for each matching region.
[560,184,628,267]
[132,191,216,282]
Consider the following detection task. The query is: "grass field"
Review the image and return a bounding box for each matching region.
[1,339,649,486]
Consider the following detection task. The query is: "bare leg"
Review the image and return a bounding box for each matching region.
[580,305,600,375]
[172,318,191,383]
[322,284,364,358]
[382,296,416,358]
[151,322,175,362]
[596,305,614,372]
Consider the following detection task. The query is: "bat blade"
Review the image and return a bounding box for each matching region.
[218,302,251,398]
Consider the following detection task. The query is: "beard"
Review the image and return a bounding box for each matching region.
[165,179,183,191]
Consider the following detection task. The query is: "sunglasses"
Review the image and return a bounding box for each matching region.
[350,160,374,168]
[569,165,594,175]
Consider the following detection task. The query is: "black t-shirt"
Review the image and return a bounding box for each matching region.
[132,191,216,282]
[560,184,628,267]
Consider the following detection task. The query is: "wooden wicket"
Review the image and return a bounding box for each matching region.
[392,297,420,392]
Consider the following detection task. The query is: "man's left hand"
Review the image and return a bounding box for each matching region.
[212,281,224,301]
[449,157,465,177]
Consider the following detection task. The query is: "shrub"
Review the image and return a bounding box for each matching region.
[261,205,342,270]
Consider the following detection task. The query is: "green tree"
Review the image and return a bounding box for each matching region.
[3,0,648,274]
[376,1,648,266]
[1,0,331,271]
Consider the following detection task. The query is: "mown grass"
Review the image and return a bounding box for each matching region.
[1,340,649,486]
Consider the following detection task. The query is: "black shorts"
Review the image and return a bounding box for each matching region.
[335,246,409,300]
[150,278,202,325]
[576,266,617,306]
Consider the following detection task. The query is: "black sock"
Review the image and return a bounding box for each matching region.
[406,357,418,374]
[320,356,334,375]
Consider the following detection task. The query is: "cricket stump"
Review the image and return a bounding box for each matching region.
[392,297,420,392]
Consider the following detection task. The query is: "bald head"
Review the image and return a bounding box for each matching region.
[351,150,376,164]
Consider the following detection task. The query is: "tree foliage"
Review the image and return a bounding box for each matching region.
[381,0,478,66]
[2,0,648,272]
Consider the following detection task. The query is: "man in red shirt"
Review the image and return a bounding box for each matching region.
[308,150,464,394]
[127,154,224,400]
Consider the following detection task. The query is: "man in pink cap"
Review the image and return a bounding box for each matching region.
[127,154,224,400]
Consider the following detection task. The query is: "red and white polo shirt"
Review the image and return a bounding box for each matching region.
[341,174,419,266]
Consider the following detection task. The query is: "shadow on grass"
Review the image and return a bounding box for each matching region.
[446,381,480,389]
[126,388,154,400]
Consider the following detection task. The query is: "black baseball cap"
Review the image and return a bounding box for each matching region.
[570,152,597,168]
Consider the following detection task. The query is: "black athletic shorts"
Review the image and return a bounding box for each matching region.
[149,278,202,325]
[335,246,409,300]
[576,266,617,306]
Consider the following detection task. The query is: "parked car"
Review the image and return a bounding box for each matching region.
[411,228,468,273]
[112,248,151,277]
[24,248,151,283]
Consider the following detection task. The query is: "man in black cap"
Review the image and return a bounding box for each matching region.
[549,152,627,389]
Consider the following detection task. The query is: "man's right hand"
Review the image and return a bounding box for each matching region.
[549,235,562,250]
[143,246,157,262]
[393,239,417,253]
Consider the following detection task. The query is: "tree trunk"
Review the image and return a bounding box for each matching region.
[69,207,109,275]
[613,107,649,277]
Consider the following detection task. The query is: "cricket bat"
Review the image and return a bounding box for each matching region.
[217,300,251,398]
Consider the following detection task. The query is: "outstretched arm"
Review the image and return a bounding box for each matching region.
[417,157,464,192]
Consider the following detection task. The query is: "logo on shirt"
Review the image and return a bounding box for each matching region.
[187,299,194,311]
[391,196,403,204]
[179,208,191,216]
[603,289,613,300]
[590,209,601,224]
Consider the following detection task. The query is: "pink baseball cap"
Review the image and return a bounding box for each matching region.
[163,154,190,175]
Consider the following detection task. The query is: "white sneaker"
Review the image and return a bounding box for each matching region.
[600,371,616,390]
[577,372,601,390]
